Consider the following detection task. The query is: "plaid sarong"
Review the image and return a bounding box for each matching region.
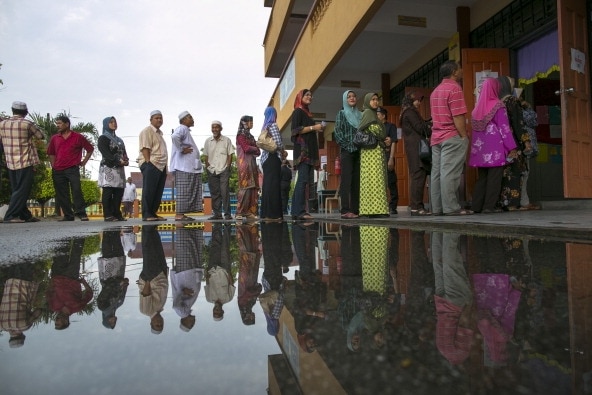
[175,170,203,213]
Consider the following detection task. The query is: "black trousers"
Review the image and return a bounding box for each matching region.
[140,163,167,219]
[52,166,86,218]
[4,166,34,221]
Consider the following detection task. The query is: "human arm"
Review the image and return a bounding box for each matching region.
[172,126,193,154]
[97,136,121,167]
[453,114,467,138]
[80,135,94,167]
[237,134,260,155]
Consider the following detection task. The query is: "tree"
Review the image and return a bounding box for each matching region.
[81,179,100,207]
[32,168,55,217]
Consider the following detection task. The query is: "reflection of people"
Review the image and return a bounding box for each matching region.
[290,89,325,221]
[205,223,235,321]
[137,225,169,334]
[292,222,325,352]
[469,78,517,214]
[46,238,93,330]
[171,228,204,332]
[122,177,137,218]
[121,228,137,256]
[98,116,129,222]
[235,115,260,221]
[432,232,474,365]
[47,115,94,221]
[138,110,168,222]
[237,224,262,325]
[0,101,45,223]
[400,93,432,215]
[204,120,235,220]
[0,262,43,347]
[97,230,129,329]
[359,93,389,217]
[260,107,286,221]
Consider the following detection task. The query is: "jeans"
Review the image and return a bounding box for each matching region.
[291,163,313,217]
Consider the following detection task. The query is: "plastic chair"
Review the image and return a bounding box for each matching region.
[324,186,340,214]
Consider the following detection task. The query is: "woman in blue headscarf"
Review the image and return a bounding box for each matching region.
[260,106,286,220]
[334,90,362,219]
[97,116,129,221]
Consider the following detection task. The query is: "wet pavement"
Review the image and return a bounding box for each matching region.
[0,208,591,394]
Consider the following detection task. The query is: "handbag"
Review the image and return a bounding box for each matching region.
[256,127,277,152]
[353,129,378,149]
[419,130,431,162]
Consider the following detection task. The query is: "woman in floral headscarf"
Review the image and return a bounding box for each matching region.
[235,115,260,221]
[358,93,390,217]
[97,116,129,221]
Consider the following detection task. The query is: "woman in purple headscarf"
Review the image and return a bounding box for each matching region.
[260,106,286,220]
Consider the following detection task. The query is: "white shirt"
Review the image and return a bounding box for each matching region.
[122,182,136,202]
[170,124,202,174]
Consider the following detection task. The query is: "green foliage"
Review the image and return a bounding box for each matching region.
[81,179,100,207]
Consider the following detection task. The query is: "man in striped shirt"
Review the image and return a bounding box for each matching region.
[429,61,472,216]
[0,101,45,223]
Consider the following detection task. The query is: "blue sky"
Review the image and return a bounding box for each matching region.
[0,0,279,177]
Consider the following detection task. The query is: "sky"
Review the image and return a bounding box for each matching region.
[0,0,279,177]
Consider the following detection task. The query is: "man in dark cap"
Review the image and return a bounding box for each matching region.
[0,101,45,223]
[377,107,399,215]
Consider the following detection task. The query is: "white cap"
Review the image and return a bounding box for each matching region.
[211,120,222,126]
[150,110,162,117]
[178,111,190,121]
[11,101,28,111]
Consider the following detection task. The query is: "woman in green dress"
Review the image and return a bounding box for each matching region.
[359,93,390,217]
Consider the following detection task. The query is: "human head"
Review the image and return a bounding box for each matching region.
[55,115,71,133]
[343,90,357,109]
[180,315,196,332]
[213,300,224,321]
[363,93,379,111]
[127,177,132,183]
[8,332,26,348]
[376,107,387,123]
[211,120,223,139]
[55,312,71,330]
[150,312,164,334]
[497,76,514,99]
[440,60,461,80]
[262,106,277,130]
[297,333,316,353]
[150,110,163,129]
[241,309,255,326]
[294,89,313,116]
[102,116,117,133]
[179,111,194,127]
[239,115,253,133]
[11,101,28,116]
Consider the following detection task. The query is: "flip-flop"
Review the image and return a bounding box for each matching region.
[144,217,159,222]
[156,216,167,221]
[175,215,196,221]
[445,209,474,216]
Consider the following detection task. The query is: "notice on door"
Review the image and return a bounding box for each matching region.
[571,48,585,74]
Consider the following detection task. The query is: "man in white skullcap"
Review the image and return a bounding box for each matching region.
[170,111,203,221]
[0,101,45,223]
[138,110,168,221]
[203,120,235,220]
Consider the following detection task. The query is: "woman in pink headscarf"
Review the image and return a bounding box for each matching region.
[469,78,517,214]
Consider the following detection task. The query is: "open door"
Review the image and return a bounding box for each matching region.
[461,49,511,202]
[558,0,592,197]
[383,105,406,206]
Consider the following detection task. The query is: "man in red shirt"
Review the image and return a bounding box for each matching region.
[429,61,473,216]
[47,115,94,221]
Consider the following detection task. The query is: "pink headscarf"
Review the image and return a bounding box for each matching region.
[471,78,504,132]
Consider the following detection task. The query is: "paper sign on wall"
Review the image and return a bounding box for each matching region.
[571,48,585,74]
[474,70,499,101]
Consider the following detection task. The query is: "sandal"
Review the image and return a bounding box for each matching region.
[144,217,159,222]
[156,216,167,221]
[411,209,431,216]
[444,209,474,216]
[175,215,196,221]
[293,213,314,220]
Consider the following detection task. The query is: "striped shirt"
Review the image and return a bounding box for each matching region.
[0,116,45,170]
[430,79,467,145]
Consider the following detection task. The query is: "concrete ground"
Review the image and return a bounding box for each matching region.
[1,200,591,265]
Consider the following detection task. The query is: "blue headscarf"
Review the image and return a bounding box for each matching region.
[262,106,277,131]
[102,116,124,147]
[342,90,362,128]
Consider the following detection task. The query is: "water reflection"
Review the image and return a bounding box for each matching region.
[0,223,590,395]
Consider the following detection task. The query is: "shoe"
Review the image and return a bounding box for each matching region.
[143,217,159,221]
[245,215,259,222]
[235,214,243,221]
[25,217,41,222]
[481,208,502,214]
[224,215,233,220]
[293,213,314,220]
[116,217,127,221]
[104,217,118,222]
[4,218,25,223]
[60,217,75,222]
[208,215,223,220]
[155,216,167,221]
[390,209,398,215]
[175,215,196,221]
[340,212,357,219]
[410,209,431,216]
[78,215,89,221]
[444,209,474,216]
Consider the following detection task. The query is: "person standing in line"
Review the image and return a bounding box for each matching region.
[235,115,261,221]
[468,78,517,214]
[205,223,235,321]
[429,60,473,216]
[170,111,203,222]
[0,101,45,223]
[358,93,390,218]
[377,107,399,215]
[122,177,137,218]
[97,116,129,222]
[280,159,292,215]
[290,89,325,220]
[203,120,235,221]
[400,93,433,215]
[47,115,94,221]
[260,106,286,221]
[138,110,168,222]
[333,90,362,219]
[519,99,540,210]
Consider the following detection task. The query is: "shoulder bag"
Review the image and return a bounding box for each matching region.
[256,127,277,152]
[353,129,378,149]
[419,128,431,162]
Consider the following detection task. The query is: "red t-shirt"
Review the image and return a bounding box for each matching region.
[47,131,94,171]
[429,79,467,145]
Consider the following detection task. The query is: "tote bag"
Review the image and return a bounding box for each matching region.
[256,127,277,152]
